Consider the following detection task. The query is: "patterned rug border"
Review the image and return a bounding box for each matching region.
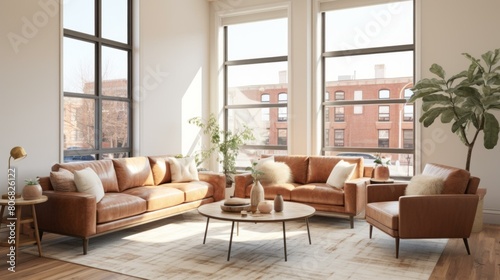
[24,211,446,279]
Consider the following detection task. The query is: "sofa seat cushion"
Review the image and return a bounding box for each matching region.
[96,193,147,224]
[290,184,344,205]
[366,201,399,231]
[168,181,214,202]
[122,186,185,211]
[261,183,296,200]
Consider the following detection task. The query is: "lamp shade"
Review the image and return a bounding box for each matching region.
[10,146,27,161]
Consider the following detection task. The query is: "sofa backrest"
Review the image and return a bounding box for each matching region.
[307,156,364,183]
[147,155,172,185]
[272,155,309,184]
[422,163,473,194]
[112,157,155,192]
[53,160,119,192]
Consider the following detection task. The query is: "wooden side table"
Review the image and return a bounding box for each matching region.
[0,195,48,264]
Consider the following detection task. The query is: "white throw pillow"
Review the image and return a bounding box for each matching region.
[405,174,444,195]
[168,157,199,183]
[256,160,291,184]
[326,160,356,189]
[74,167,105,203]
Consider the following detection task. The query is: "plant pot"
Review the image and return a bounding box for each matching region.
[22,184,42,200]
[373,166,390,181]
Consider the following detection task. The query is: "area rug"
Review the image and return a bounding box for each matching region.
[23,211,446,279]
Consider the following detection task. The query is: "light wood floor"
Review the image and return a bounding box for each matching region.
[1,224,499,279]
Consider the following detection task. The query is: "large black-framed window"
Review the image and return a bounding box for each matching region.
[321,0,415,177]
[223,15,288,168]
[63,0,132,162]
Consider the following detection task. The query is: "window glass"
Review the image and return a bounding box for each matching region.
[102,46,128,97]
[63,97,96,149]
[63,0,94,35]
[227,18,287,60]
[63,38,95,94]
[324,1,413,52]
[379,89,390,99]
[102,0,128,43]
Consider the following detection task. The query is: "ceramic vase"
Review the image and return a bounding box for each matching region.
[22,184,42,200]
[250,181,264,213]
[257,201,273,214]
[274,194,284,212]
[373,166,390,181]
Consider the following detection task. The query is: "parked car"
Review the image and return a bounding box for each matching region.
[63,154,96,162]
[336,152,377,166]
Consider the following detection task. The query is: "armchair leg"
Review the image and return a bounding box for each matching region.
[369,225,373,238]
[463,238,471,255]
[350,216,354,229]
[395,238,399,259]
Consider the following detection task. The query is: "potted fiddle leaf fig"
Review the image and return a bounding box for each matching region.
[189,113,255,187]
[409,48,500,171]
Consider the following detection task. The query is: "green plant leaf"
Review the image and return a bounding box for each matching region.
[430,63,446,79]
[419,107,448,127]
[484,112,500,149]
[447,70,468,86]
[440,109,455,123]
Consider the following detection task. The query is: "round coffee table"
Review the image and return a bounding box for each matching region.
[198,201,315,261]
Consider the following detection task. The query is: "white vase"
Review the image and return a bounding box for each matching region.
[250,181,264,213]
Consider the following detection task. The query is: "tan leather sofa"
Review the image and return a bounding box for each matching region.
[36,156,225,254]
[234,155,369,228]
[365,163,480,258]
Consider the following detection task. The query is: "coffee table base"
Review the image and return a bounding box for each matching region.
[202,217,312,261]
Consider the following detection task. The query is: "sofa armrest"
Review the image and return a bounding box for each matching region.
[399,194,479,238]
[234,173,253,198]
[35,191,97,238]
[198,171,226,201]
[344,177,370,215]
[366,183,408,203]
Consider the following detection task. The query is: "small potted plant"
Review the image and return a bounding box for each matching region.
[23,178,42,200]
[373,154,391,181]
[189,114,255,187]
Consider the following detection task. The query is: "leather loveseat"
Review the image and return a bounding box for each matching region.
[234,155,370,228]
[36,156,225,254]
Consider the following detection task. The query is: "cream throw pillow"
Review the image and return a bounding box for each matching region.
[326,160,356,189]
[168,157,199,183]
[50,168,77,192]
[74,167,105,203]
[405,174,444,195]
[256,160,291,184]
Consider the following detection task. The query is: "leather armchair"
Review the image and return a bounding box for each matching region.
[365,163,480,258]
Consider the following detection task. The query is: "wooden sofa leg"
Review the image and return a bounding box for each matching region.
[463,238,471,255]
[395,238,400,259]
[350,216,354,228]
[369,225,373,238]
[83,238,89,255]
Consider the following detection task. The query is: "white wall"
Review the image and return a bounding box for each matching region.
[137,0,210,157]
[0,0,61,194]
[419,0,500,224]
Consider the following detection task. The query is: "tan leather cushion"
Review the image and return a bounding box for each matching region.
[273,155,309,184]
[291,184,344,205]
[366,201,399,230]
[113,157,154,192]
[422,163,470,194]
[122,186,185,211]
[96,193,147,224]
[53,160,119,193]
[49,168,77,192]
[307,156,362,183]
[148,156,172,185]
[168,181,214,202]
